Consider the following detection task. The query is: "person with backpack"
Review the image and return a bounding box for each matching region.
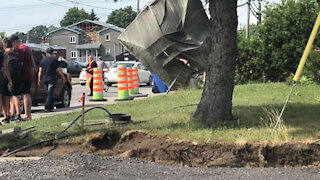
[2,38,22,121]
[0,39,13,124]
[12,35,35,121]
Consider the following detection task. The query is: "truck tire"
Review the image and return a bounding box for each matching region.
[56,85,71,109]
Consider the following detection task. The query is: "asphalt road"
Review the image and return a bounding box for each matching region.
[0,153,319,180]
[31,80,154,119]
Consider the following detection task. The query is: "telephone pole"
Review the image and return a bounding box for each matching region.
[246,0,251,39]
[257,0,262,24]
[137,0,140,14]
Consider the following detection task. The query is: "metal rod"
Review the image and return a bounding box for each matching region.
[166,70,183,94]
[81,93,85,132]
[272,82,297,135]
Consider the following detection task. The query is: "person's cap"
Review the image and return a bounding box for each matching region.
[9,35,20,42]
[46,47,54,54]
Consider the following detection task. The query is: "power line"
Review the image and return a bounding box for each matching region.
[238,2,248,7]
[36,0,71,8]
[0,13,111,32]
[65,0,121,11]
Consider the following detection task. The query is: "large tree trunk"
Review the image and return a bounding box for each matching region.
[194,0,238,124]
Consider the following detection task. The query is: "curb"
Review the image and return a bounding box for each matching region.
[72,82,81,85]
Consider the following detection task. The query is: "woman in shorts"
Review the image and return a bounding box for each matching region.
[0,39,12,124]
[2,38,21,121]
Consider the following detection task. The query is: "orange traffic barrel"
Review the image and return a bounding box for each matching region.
[127,67,135,96]
[132,67,139,94]
[116,64,132,101]
[91,68,107,101]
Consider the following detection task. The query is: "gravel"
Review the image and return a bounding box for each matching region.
[0,153,319,180]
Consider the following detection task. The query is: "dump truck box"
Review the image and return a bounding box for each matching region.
[118,0,210,87]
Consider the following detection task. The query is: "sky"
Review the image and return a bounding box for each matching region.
[0,0,280,35]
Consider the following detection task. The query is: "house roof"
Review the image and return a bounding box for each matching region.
[67,19,109,28]
[67,19,124,32]
[25,43,66,51]
[47,19,124,36]
[97,26,124,34]
[47,27,81,36]
[75,42,101,49]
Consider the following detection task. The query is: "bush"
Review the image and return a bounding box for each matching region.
[304,51,320,84]
[236,0,320,83]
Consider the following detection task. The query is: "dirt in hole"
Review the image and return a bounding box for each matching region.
[3,130,320,168]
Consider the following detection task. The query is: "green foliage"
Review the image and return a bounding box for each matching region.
[47,25,58,33]
[60,7,91,27]
[304,51,320,83]
[28,25,48,44]
[107,6,137,28]
[2,83,320,145]
[0,32,5,39]
[90,9,100,21]
[237,0,320,83]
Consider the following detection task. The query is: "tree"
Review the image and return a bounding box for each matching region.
[236,0,320,83]
[110,0,238,123]
[193,0,238,123]
[28,25,48,43]
[107,6,137,28]
[47,25,58,33]
[11,32,27,43]
[60,7,91,27]
[90,9,100,21]
[0,32,5,39]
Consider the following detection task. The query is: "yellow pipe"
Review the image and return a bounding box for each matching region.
[293,12,320,82]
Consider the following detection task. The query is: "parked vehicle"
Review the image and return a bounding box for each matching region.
[105,61,152,87]
[67,60,86,77]
[79,61,152,87]
[79,68,87,85]
[20,47,72,111]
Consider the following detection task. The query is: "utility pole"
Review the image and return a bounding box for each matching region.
[257,0,262,24]
[246,0,251,39]
[26,32,30,43]
[137,0,140,14]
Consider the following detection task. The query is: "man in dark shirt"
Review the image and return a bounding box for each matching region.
[38,47,65,112]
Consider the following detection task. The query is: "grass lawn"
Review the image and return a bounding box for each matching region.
[1,83,320,150]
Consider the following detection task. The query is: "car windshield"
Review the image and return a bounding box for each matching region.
[111,63,135,68]
[77,62,87,67]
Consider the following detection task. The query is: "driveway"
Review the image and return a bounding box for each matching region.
[31,81,155,119]
[0,153,319,180]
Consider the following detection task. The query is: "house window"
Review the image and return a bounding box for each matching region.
[105,34,110,41]
[71,51,77,58]
[106,49,111,55]
[70,36,76,44]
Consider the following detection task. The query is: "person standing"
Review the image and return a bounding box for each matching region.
[86,56,97,96]
[11,35,35,121]
[3,38,22,121]
[96,57,105,70]
[38,47,65,112]
[0,39,13,124]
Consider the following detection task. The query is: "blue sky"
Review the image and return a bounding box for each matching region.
[0,0,280,35]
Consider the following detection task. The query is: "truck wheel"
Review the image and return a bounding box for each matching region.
[56,85,71,109]
[147,76,153,85]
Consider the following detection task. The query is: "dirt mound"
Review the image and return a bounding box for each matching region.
[5,131,320,168]
[83,130,121,151]
[86,131,320,168]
